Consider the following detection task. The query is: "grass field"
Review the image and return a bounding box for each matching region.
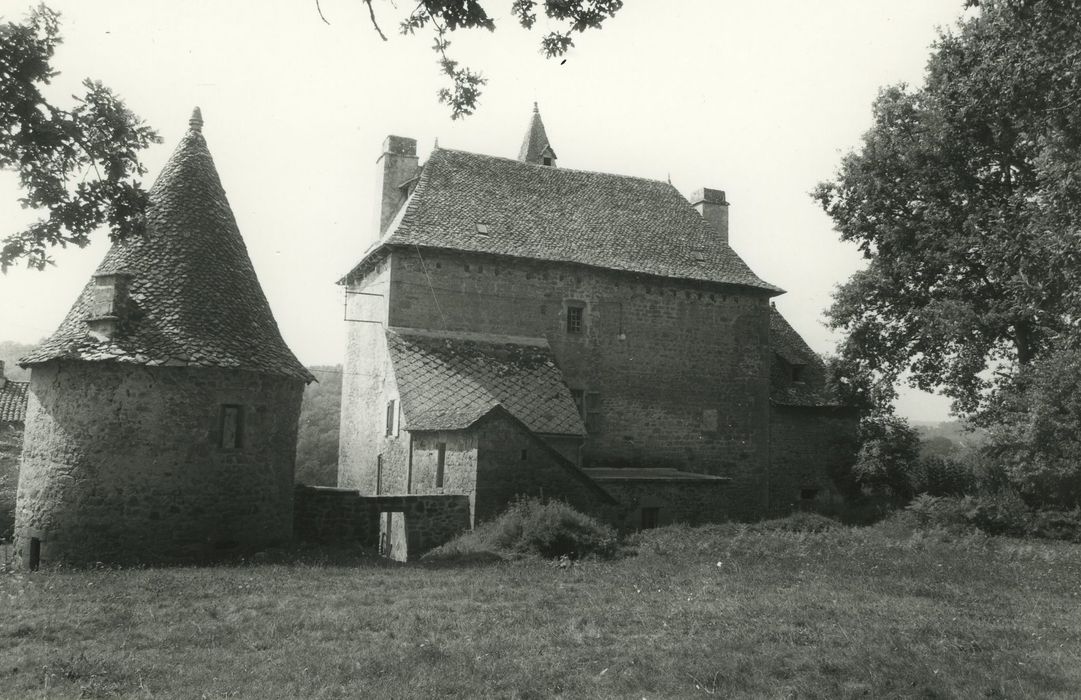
[1,520,1079,699]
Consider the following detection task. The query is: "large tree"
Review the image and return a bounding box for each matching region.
[814,0,1081,415]
[0,4,159,272]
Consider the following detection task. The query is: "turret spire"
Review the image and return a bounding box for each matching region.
[188,106,204,133]
[518,103,557,166]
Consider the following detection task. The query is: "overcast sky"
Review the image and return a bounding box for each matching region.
[0,0,971,421]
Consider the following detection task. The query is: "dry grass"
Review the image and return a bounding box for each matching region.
[1,521,1079,698]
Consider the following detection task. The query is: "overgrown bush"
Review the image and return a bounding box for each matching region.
[752,512,839,534]
[850,415,922,500]
[425,498,617,561]
[909,455,976,497]
[903,491,1081,542]
[905,494,970,530]
[1027,509,1081,543]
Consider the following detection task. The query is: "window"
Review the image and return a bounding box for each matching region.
[791,364,805,383]
[220,405,242,449]
[376,454,383,495]
[521,449,528,461]
[571,389,585,418]
[542,156,553,166]
[386,399,396,436]
[571,389,602,432]
[641,507,660,529]
[566,304,584,333]
[701,409,719,432]
[436,442,446,488]
[475,222,489,236]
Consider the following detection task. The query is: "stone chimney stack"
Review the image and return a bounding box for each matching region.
[85,271,133,341]
[691,188,729,244]
[374,135,420,238]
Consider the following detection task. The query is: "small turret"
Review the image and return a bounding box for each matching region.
[518,103,558,167]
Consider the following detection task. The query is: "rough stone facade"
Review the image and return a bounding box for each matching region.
[294,485,470,561]
[768,404,859,513]
[14,362,304,566]
[342,247,773,518]
[592,477,731,530]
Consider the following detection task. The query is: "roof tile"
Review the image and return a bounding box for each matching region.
[0,381,29,423]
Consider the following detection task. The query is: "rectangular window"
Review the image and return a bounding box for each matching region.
[584,392,602,433]
[386,399,396,436]
[571,389,585,418]
[376,454,384,495]
[436,442,446,488]
[641,507,660,529]
[566,305,584,333]
[220,404,242,449]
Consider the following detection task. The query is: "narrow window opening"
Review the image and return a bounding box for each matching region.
[386,399,396,436]
[571,389,585,419]
[436,442,446,488]
[521,449,528,461]
[376,454,384,495]
[641,507,660,530]
[220,405,242,449]
[566,304,584,334]
[791,364,805,383]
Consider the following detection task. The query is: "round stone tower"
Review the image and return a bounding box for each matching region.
[14,109,313,567]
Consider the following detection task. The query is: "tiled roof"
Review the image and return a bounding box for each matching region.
[386,328,585,435]
[583,468,730,482]
[518,103,557,164]
[21,110,313,383]
[769,306,843,407]
[345,147,782,292]
[0,381,29,423]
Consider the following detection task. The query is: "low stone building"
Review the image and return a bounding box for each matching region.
[338,105,858,525]
[14,109,313,567]
[0,361,30,540]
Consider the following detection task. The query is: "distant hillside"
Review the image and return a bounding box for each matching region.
[0,341,36,381]
[295,366,342,486]
[915,420,988,459]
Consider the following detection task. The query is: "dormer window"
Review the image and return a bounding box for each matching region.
[475,222,489,236]
[542,156,553,166]
[692,249,707,262]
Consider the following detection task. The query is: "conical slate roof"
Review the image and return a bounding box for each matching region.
[22,109,313,382]
[518,102,557,164]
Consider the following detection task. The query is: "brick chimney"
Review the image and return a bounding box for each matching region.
[85,271,133,341]
[373,135,420,239]
[691,188,729,244]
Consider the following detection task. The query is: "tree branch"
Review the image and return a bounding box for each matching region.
[315,0,330,25]
[364,0,388,41]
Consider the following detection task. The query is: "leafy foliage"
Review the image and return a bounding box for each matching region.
[294,366,342,486]
[850,415,922,500]
[0,5,160,271]
[381,0,624,119]
[815,0,1081,414]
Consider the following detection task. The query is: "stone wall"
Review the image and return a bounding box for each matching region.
[294,485,470,560]
[14,361,304,567]
[768,404,859,513]
[380,248,775,518]
[474,410,614,524]
[594,479,732,530]
[410,430,478,500]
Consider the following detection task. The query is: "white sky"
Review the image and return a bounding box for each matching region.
[0,0,969,421]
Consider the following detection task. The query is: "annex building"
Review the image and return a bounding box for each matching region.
[338,105,858,529]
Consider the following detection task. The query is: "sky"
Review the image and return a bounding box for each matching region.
[0,0,971,421]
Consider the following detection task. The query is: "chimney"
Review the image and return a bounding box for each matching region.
[373,135,419,239]
[85,271,134,341]
[691,188,729,244]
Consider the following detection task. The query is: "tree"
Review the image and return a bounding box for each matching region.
[814,0,1081,416]
[324,0,624,119]
[294,366,343,486]
[0,4,160,272]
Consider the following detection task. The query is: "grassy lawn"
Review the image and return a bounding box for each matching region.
[1,522,1079,699]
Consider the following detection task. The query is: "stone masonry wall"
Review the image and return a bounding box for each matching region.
[474,411,613,524]
[383,248,774,518]
[294,485,470,559]
[14,361,304,567]
[769,405,859,513]
[596,479,732,530]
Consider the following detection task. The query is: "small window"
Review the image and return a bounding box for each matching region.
[475,222,489,236]
[436,442,446,488]
[376,454,384,495]
[386,399,396,436]
[220,405,242,449]
[566,304,584,334]
[800,488,819,501]
[521,449,528,461]
[792,365,805,383]
[542,156,553,166]
[691,248,707,262]
[641,507,660,529]
[570,389,585,418]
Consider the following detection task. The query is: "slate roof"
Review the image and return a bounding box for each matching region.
[0,381,29,423]
[769,306,843,407]
[582,468,730,482]
[386,328,585,435]
[518,103,557,164]
[21,110,313,383]
[344,147,782,293]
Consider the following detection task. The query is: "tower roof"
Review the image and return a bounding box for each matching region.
[22,109,313,382]
[517,102,558,164]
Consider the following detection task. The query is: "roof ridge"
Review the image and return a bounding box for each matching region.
[431,146,679,189]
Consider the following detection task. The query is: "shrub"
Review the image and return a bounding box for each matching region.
[1026,509,1081,543]
[425,498,617,561]
[964,489,1030,537]
[905,494,970,530]
[910,455,976,497]
[752,512,839,534]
